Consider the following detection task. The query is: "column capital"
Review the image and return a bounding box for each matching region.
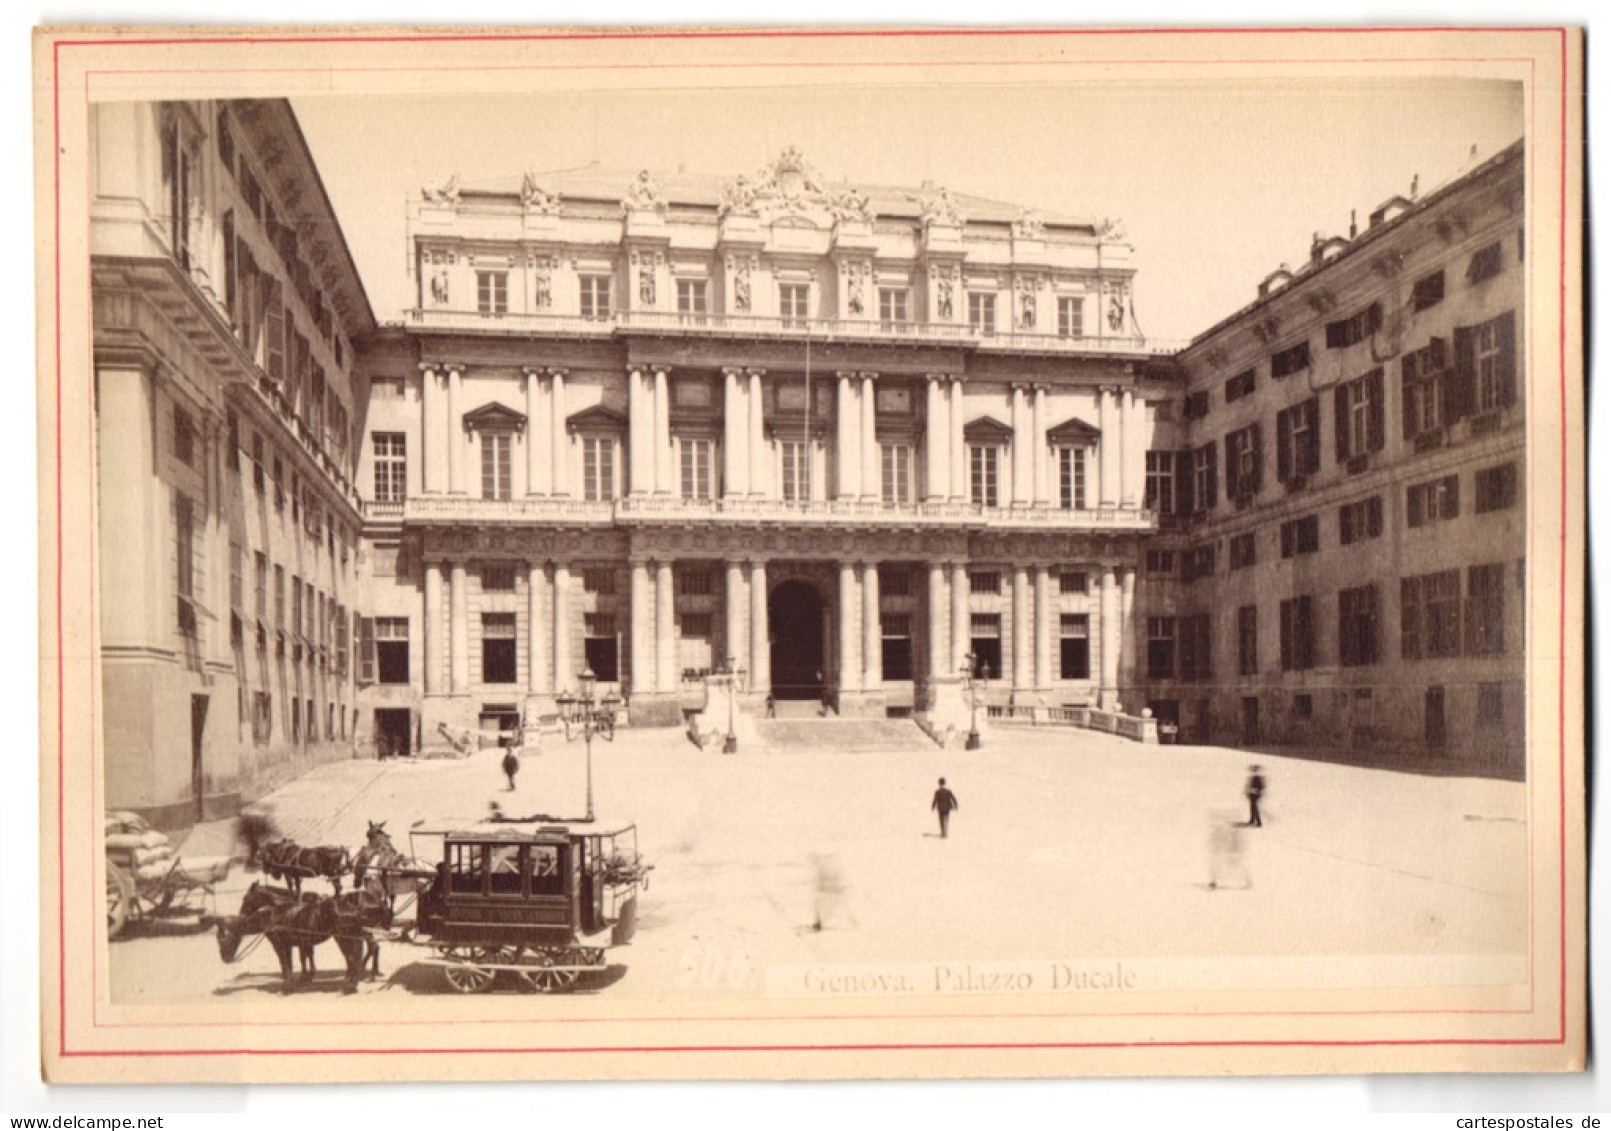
[859,371,879,382]
[546,366,568,379]
[722,366,746,379]
[651,363,673,376]
[418,362,439,375]
[745,367,767,378]
[443,362,465,376]
[836,369,858,382]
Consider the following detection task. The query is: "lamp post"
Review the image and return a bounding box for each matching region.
[553,667,620,822]
[721,656,746,754]
[962,651,988,750]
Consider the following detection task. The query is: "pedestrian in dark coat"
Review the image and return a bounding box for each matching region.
[502,748,521,792]
[1244,764,1265,828]
[931,778,959,838]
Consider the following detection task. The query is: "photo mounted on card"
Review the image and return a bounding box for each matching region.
[35,25,1584,1083]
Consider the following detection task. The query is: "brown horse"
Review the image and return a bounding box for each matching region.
[259,839,352,895]
[216,879,391,994]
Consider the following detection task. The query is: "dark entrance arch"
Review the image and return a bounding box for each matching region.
[769,579,826,700]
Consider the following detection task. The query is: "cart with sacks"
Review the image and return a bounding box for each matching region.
[105,811,236,939]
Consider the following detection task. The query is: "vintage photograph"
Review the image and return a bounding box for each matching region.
[36,26,1584,1083]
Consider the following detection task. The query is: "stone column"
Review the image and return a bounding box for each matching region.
[949,378,966,503]
[628,367,651,496]
[1012,565,1031,692]
[862,561,881,686]
[653,366,673,496]
[527,562,547,694]
[747,370,768,499]
[726,558,748,674]
[446,365,465,495]
[860,373,878,502]
[925,375,948,502]
[1035,564,1053,691]
[1099,565,1119,711]
[1119,566,1137,700]
[420,364,443,494]
[927,562,948,681]
[723,367,747,499]
[1098,387,1119,508]
[1119,388,1138,508]
[750,560,770,694]
[951,561,971,676]
[1011,383,1030,507]
[550,369,569,498]
[656,559,676,692]
[552,562,572,693]
[630,558,652,694]
[839,561,861,692]
[1032,385,1049,507]
[836,371,859,500]
[449,560,469,693]
[524,370,549,496]
[423,560,442,695]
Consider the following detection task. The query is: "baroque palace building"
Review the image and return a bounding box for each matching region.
[90,99,1527,824]
[91,99,376,824]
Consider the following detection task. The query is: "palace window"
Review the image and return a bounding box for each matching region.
[582,568,617,595]
[582,436,617,502]
[1229,532,1256,570]
[1145,550,1176,577]
[1059,614,1090,680]
[1180,615,1212,683]
[679,436,718,501]
[583,613,619,683]
[1225,369,1256,403]
[970,445,1000,508]
[1324,302,1383,349]
[1191,442,1218,513]
[373,432,406,503]
[882,613,914,681]
[968,292,996,335]
[677,567,714,597]
[1406,474,1460,528]
[1237,605,1258,676]
[160,115,195,270]
[1057,296,1085,339]
[173,406,196,469]
[579,276,612,320]
[481,432,512,501]
[968,570,1001,596]
[1271,340,1311,379]
[1224,423,1262,500]
[1057,446,1088,510]
[968,614,1001,681]
[779,439,813,503]
[1276,397,1320,482]
[679,613,713,680]
[1465,563,1507,656]
[1182,543,1217,583]
[1279,514,1320,558]
[1339,496,1384,545]
[881,442,913,506]
[779,283,810,327]
[1401,570,1461,660]
[273,565,284,635]
[482,613,517,685]
[482,564,516,592]
[676,279,708,323]
[1335,369,1385,463]
[1401,339,1450,439]
[1278,596,1315,672]
[1147,617,1177,679]
[1058,571,1088,596]
[175,493,197,636]
[878,288,909,328]
[1184,391,1210,420]
[374,617,410,684]
[1467,241,1504,284]
[254,552,268,623]
[1144,451,1176,515]
[1338,584,1381,667]
[878,565,912,597]
[1469,312,1518,413]
[1411,269,1445,312]
[1475,463,1518,513]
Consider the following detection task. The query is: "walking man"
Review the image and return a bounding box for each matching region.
[502,746,521,792]
[1244,764,1266,828]
[931,777,959,838]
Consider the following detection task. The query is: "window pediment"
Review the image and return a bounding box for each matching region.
[566,404,627,435]
[963,415,1014,444]
[462,402,527,434]
[1046,416,1101,447]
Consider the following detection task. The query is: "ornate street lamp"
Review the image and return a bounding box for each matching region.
[721,656,746,755]
[962,651,988,750]
[553,667,620,822]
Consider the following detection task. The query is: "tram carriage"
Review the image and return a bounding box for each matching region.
[405,820,648,994]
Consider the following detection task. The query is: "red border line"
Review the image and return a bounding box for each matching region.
[51,26,1573,1060]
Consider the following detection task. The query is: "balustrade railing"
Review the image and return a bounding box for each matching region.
[987,702,1157,743]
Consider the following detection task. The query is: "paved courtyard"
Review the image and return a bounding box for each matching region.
[109,725,1529,1003]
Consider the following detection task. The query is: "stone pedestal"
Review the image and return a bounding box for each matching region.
[627,692,684,729]
[833,688,887,720]
[921,676,977,743]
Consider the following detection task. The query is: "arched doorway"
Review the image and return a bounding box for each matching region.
[769,579,826,700]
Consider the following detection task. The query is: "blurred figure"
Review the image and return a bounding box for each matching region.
[1208,810,1249,890]
[502,747,520,791]
[1244,764,1266,828]
[931,777,959,838]
[810,853,847,932]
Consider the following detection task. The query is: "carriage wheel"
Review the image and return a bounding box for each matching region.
[515,949,579,995]
[106,862,134,939]
[439,947,494,994]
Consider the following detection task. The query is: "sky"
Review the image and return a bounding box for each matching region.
[293,77,1523,343]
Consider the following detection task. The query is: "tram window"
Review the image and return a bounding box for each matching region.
[488,844,523,895]
[532,845,563,896]
[448,844,484,894]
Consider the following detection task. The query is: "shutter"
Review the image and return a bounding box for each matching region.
[1367,302,1384,335]
[1496,310,1518,406]
[1445,474,1460,518]
[358,617,375,683]
[1304,398,1321,473]
[1334,385,1349,463]
[1175,449,1194,516]
[1325,320,1345,349]
[1223,434,1235,496]
[1279,601,1292,670]
[1367,368,1385,453]
[1449,326,1476,423]
[1251,423,1264,493]
[1368,496,1383,537]
[1204,443,1218,509]
[1407,486,1424,528]
[1276,407,1292,482]
[1401,357,1416,440]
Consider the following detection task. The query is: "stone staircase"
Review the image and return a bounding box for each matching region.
[752,716,937,754]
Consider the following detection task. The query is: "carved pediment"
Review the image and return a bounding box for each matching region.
[963,415,1014,444]
[1046,416,1102,446]
[462,402,527,433]
[566,405,628,434]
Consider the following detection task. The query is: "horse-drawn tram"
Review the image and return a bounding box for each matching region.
[402,819,649,994]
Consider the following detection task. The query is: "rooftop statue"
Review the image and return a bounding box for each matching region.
[622,169,668,214]
[421,174,461,204]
